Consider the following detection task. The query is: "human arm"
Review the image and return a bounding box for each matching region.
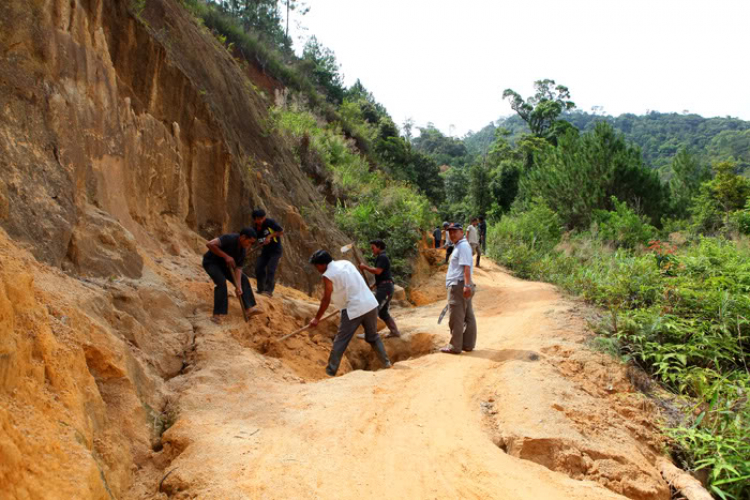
[206,237,236,268]
[262,219,284,245]
[463,265,472,298]
[309,277,333,327]
[359,263,383,275]
[233,267,243,296]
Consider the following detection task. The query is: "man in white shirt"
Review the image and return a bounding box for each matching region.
[440,223,477,354]
[466,218,480,255]
[308,250,392,376]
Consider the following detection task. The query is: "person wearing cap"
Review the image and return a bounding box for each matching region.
[441,223,477,354]
[359,239,401,338]
[203,228,262,324]
[252,208,284,297]
[308,250,392,376]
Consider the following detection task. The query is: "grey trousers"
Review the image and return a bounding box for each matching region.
[326,308,390,376]
[448,281,477,352]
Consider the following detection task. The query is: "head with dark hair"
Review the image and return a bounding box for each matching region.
[471,217,479,225]
[251,208,266,221]
[309,249,333,273]
[238,227,257,248]
[479,216,485,222]
[369,239,385,255]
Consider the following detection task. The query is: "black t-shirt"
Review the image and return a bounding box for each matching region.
[433,228,442,242]
[373,252,393,284]
[255,218,283,253]
[203,233,246,267]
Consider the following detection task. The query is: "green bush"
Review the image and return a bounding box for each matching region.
[594,197,657,249]
[270,106,434,279]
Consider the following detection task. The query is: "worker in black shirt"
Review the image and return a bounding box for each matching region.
[252,208,284,297]
[203,227,262,324]
[359,239,402,338]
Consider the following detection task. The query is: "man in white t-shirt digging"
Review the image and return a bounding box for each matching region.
[307,250,393,376]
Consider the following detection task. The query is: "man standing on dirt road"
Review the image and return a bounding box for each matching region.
[203,228,263,324]
[252,208,284,297]
[359,239,401,338]
[308,250,392,376]
[440,223,477,354]
[467,217,481,268]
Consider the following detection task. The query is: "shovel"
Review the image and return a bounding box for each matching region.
[278,309,340,342]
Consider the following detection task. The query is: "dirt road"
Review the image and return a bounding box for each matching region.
[141,261,671,500]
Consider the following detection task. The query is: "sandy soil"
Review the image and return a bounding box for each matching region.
[130,260,671,500]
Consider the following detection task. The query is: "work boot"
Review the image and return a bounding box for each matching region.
[369,337,392,368]
[326,350,344,377]
[384,318,401,338]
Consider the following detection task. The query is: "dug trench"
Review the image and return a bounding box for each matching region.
[121,253,697,500]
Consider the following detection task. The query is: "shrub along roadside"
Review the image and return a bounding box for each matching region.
[269,106,435,280]
[487,211,750,499]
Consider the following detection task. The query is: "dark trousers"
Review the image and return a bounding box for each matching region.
[375,282,394,322]
[327,308,390,376]
[444,245,453,263]
[203,260,256,315]
[434,239,441,249]
[256,248,282,294]
[376,282,400,336]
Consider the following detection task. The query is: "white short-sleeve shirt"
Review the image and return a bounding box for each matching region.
[446,238,473,287]
[323,260,378,319]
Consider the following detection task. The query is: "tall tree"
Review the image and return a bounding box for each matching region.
[301,36,345,104]
[502,79,575,142]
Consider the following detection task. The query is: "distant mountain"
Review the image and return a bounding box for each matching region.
[465,111,750,172]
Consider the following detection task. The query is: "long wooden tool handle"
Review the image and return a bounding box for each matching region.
[229,266,249,322]
[352,249,373,288]
[278,309,339,342]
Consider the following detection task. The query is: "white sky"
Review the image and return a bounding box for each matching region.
[290,0,750,137]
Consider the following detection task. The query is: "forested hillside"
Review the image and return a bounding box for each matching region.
[467,111,750,173]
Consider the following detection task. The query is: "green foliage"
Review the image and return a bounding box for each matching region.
[488,221,750,497]
[335,184,433,279]
[467,111,750,173]
[502,79,575,142]
[668,148,712,219]
[520,122,667,229]
[594,197,657,249]
[301,36,345,105]
[412,124,469,168]
[485,199,562,278]
[269,106,435,278]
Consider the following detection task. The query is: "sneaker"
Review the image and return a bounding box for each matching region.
[356,333,366,339]
[262,291,273,297]
[247,306,263,317]
[384,361,393,369]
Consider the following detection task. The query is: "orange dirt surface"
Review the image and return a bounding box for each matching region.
[127,260,673,500]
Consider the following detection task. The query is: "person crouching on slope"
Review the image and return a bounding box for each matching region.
[440,223,477,354]
[203,228,263,324]
[307,250,392,376]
